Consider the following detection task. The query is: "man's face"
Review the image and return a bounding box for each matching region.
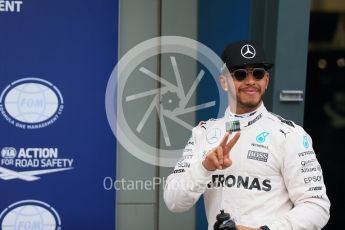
[220,65,269,113]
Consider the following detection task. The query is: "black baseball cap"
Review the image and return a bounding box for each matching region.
[221,40,274,71]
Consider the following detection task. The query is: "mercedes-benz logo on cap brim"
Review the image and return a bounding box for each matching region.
[241,44,256,59]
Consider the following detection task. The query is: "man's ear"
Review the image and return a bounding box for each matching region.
[265,73,270,90]
[220,75,228,91]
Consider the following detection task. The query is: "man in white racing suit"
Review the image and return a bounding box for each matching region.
[163,40,330,230]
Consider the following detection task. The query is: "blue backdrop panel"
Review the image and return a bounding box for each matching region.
[0,0,118,229]
[197,0,251,229]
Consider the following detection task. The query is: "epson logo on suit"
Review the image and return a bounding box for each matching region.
[304,176,322,184]
[0,0,23,12]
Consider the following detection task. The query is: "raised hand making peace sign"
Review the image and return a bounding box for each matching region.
[202,132,241,171]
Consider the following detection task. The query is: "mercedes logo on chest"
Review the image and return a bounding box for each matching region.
[206,128,222,144]
[241,44,256,59]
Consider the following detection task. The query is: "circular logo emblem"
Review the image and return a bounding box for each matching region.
[0,78,64,129]
[105,36,234,167]
[240,44,256,59]
[206,128,221,144]
[0,200,61,230]
[1,147,17,159]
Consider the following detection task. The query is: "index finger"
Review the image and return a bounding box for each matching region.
[224,132,241,156]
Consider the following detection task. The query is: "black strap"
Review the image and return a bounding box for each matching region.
[260,226,270,230]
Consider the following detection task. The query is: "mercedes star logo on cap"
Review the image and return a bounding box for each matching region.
[241,44,256,59]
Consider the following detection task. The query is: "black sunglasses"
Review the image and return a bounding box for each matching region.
[231,68,266,81]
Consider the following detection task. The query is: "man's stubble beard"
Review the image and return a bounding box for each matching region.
[234,89,266,110]
[237,94,264,109]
